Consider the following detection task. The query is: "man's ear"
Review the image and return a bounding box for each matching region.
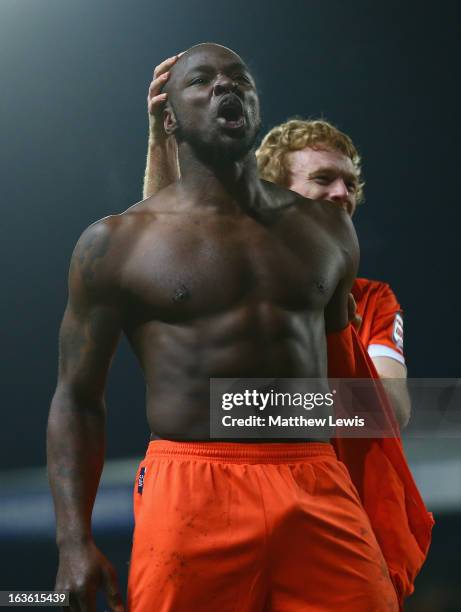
[164,104,177,136]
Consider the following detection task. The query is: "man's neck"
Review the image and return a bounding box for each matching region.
[177,143,264,215]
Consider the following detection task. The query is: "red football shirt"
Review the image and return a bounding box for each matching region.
[352,278,405,366]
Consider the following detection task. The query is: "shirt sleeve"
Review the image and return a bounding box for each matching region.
[367,283,406,365]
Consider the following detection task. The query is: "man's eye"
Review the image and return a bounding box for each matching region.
[190,77,208,86]
[234,74,251,83]
[347,182,357,192]
[314,176,330,184]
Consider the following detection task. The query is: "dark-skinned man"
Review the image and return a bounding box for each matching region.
[47,43,401,611]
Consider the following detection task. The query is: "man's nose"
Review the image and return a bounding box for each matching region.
[329,179,349,202]
[213,76,237,97]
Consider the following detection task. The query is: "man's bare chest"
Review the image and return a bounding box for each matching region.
[120,215,343,321]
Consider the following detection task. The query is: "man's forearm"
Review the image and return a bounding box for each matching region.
[47,386,105,547]
[143,136,178,199]
[371,356,411,429]
[379,378,411,429]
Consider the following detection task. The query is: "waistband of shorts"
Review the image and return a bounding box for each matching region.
[145,440,336,464]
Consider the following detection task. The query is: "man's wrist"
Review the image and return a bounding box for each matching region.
[56,530,93,550]
[148,114,168,143]
[148,137,169,149]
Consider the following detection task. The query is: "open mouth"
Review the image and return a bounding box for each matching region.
[217,95,245,130]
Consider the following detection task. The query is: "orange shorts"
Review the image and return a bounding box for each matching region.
[127,441,398,611]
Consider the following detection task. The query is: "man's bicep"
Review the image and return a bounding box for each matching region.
[58,300,122,400]
[57,222,123,399]
[371,356,407,379]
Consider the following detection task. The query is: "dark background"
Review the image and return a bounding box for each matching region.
[1,1,460,609]
[1,0,459,467]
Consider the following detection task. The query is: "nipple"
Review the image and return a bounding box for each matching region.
[172,284,191,303]
[316,279,327,293]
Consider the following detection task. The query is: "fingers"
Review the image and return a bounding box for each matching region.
[153,53,182,79]
[147,81,168,115]
[67,585,96,612]
[353,312,363,330]
[148,54,184,115]
[347,293,357,320]
[148,95,167,116]
[347,293,362,330]
[77,589,97,612]
[148,71,169,96]
[102,565,125,612]
[147,71,170,116]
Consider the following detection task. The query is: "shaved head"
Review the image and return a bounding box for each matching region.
[161,42,260,165]
[180,42,244,64]
[164,43,247,97]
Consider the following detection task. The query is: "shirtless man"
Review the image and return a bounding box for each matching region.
[47,43,398,611]
[145,57,411,429]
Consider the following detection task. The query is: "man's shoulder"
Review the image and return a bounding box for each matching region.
[75,212,140,259]
[262,180,353,229]
[77,194,171,248]
[260,179,302,209]
[299,196,357,246]
[71,208,154,294]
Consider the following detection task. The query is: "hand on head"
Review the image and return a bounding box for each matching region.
[147,53,184,140]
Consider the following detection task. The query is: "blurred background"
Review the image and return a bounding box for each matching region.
[1,0,460,610]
